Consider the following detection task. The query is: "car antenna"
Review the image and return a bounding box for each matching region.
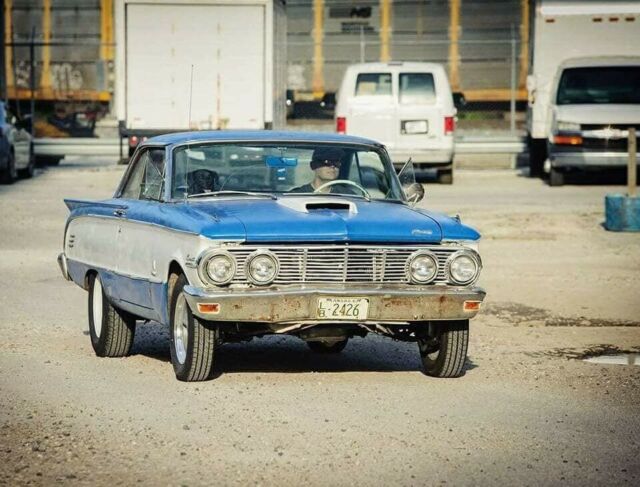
[188,64,194,129]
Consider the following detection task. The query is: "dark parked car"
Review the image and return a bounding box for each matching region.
[0,102,34,183]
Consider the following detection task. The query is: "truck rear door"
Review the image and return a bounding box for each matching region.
[394,72,443,151]
[346,72,396,147]
[125,3,265,130]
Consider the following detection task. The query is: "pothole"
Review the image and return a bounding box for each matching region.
[583,353,639,366]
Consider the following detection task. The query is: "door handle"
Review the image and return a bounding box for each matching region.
[113,209,127,217]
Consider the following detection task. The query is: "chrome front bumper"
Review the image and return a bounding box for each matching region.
[550,150,640,168]
[182,284,486,324]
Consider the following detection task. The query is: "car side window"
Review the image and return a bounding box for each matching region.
[120,148,166,200]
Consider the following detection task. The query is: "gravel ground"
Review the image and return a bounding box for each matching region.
[0,159,639,486]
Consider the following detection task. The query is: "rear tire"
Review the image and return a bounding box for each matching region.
[88,273,136,357]
[549,167,565,187]
[437,168,453,185]
[169,274,219,382]
[18,144,35,179]
[418,320,469,378]
[307,339,348,354]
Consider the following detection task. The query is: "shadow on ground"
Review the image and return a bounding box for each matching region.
[129,322,478,376]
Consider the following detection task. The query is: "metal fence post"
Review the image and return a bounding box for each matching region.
[360,25,365,63]
[510,24,516,133]
[29,26,35,139]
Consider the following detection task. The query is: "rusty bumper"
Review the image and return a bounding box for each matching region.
[182,284,486,324]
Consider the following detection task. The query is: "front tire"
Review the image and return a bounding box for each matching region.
[88,273,136,357]
[437,168,453,185]
[417,320,469,378]
[169,274,219,382]
[1,151,17,184]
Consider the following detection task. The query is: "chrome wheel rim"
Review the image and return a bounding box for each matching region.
[174,293,189,365]
[92,277,103,337]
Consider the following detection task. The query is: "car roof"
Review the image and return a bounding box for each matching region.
[345,61,446,73]
[142,130,383,148]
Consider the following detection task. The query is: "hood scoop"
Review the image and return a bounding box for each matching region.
[306,202,352,211]
[277,197,358,214]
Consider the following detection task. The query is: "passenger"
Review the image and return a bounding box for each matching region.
[291,146,345,193]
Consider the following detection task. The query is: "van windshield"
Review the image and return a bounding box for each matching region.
[557,66,640,105]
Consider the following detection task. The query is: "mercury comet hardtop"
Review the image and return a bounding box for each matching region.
[58,131,485,381]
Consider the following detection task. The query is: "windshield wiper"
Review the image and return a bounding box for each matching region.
[187,190,277,200]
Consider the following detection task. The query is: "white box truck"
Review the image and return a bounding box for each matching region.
[526,0,640,183]
[115,0,287,158]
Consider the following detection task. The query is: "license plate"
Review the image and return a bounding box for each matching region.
[402,120,428,134]
[317,297,369,320]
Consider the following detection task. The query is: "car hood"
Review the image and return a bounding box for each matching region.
[186,196,475,244]
[555,104,640,125]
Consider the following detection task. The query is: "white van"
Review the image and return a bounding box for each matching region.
[335,62,456,184]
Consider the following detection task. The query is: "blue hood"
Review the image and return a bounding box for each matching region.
[184,197,476,244]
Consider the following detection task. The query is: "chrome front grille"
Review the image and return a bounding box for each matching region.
[225,245,458,284]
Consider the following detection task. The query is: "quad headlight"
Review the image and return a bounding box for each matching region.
[407,251,438,284]
[447,250,481,285]
[199,251,236,285]
[246,251,279,285]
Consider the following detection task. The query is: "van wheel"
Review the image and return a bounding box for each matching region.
[88,273,136,357]
[169,274,219,382]
[437,168,453,185]
[549,167,564,187]
[417,320,469,378]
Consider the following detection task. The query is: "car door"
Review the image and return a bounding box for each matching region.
[395,71,443,152]
[346,71,397,148]
[111,147,166,320]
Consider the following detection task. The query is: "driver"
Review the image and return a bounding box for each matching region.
[291,146,345,193]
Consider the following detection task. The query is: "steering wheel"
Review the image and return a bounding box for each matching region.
[313,179,371,199]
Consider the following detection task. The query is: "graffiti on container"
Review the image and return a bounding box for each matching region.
[12,61,85,90]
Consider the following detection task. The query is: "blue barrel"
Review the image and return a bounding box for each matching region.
[605,194,640,232]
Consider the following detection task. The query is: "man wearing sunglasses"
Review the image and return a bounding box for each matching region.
[291,146,347,194]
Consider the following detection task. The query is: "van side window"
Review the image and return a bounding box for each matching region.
[355,73,392,96]
[399,73,436,104]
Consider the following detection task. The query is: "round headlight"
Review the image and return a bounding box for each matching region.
[247,251,279,285]
[408,251,438,284]
[202,252,236,285]
[447,251,480,285]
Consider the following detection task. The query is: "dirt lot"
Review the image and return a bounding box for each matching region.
[1,160,639,486]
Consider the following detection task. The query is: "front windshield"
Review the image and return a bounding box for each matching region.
[171,143,405,201]
[557,66,640,105]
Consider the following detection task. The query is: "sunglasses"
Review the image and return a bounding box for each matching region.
[316,160,341,168]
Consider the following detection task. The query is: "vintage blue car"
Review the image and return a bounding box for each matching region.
[58,131,485,381]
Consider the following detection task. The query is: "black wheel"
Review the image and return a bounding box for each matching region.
[169,274,219,382]
[307,339,348,354]
[529,137,546,178]
[437,168,453,185]
[1,150,17,184]
[88,273,136,357]
[18,144,35,179]
[417,320,469,378]
[549,167,564,187]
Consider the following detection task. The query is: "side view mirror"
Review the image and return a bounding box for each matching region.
[404,182,424,206]
[453,92,466,109]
